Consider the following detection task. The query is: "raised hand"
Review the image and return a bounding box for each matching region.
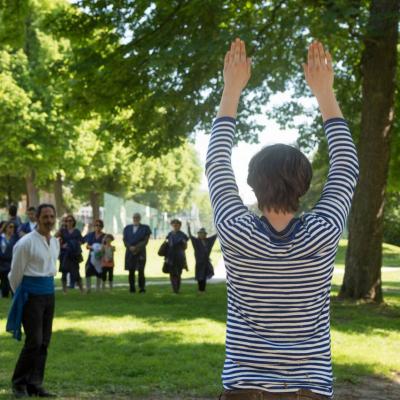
[303,41,334,98]
[223,38,252,94]
[303,41,342,121]
[217,38,251,118]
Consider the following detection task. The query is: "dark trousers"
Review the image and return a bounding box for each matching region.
[128,267,145,292]
[198,279,206,292]
[0,270,11,297]
[12,294,55,388]
[102,267,114,282]
[170,273,181,293]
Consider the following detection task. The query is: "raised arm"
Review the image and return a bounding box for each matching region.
[206,39,252,226]
[304,41,359,230]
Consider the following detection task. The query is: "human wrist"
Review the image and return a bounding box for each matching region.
[222,85,242,99]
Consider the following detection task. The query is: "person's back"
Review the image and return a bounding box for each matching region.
[207,40,359,399]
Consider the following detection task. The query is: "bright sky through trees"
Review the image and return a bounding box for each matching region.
[195,92,315,204]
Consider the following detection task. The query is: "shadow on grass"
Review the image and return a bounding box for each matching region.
[330,283,400,335]
[0,328,225,399]
[1,330,400,400]
[333,361,400,400]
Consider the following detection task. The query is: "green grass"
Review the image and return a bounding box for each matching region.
[0,241,399,399]
[69,238,222,285]
[335,239,400,268]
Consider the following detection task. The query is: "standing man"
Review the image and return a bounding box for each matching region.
[123,213,151,293]
[207,40,358,399]
[17,207,37,238]
[6,204,59,398]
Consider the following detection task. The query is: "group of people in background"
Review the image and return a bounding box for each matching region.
[0,205,218,298]
[56,215,116,293]
[0,206,37,298]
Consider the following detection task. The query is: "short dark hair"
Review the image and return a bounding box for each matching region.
[36,204,56,218]
[8,205,17,217]
[170,219,181,226]
[104,233,114,241]
[247,144,312,213]
[27,206,36,212]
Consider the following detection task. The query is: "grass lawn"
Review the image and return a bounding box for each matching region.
[0,241,399,399]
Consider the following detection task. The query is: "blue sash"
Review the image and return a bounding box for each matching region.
[6,276,55,341]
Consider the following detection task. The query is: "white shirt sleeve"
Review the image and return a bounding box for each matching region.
[8,240,29,292]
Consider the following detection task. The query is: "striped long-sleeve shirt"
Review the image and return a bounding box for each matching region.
[206,116,359,398]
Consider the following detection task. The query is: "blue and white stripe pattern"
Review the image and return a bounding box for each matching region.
[206,116,359,398]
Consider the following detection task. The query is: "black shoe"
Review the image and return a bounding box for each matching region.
[139,289,146,293]
[27,385,56,397]
[130,289,136,293]
[12,384,28,398]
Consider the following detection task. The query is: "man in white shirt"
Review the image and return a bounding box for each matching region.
[7,204,59,398]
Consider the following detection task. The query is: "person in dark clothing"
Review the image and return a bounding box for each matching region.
[164,219,188,294]
[82,219,105,293]
[123,213,152,293]
[56,215,84,293]
[8,205,22,234]
[187,223,217,292]
[17,207,37,238]
[0,222,17,298]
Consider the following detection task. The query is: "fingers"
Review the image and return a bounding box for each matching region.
[326,51,333,71]
[247,57,252,78]
[240,40,246,63]
[313,42,320,68]
[233,38,241,64]
[224,51,230,68]
[317,41,326,68]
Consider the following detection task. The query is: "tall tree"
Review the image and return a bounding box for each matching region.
[339,0,399,302]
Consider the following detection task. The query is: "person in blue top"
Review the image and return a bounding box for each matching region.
[0,221,17,298]
[17,207,37,239]
[123,213,152,293]
[56,214,84,293]
[82,219,105,293]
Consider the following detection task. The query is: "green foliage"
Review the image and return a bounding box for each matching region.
[132,142,202,213]
[383,193,400,246]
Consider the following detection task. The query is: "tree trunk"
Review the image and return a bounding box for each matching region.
[25,169,40,207]
[54,173,65,217]
[90,191,101,221]
[339,0,399,302]
[5,175,13,206]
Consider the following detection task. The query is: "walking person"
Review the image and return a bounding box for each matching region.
[164,219,188,294]
[0,222,17,298]
[101,234,115,289]
[56,214,84,293]
[123,213,151,293]
[207,40,359,400]
[82,219,105,293]
[6,204,59,398]
[187,222,217,293]
[17,207,37,238]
